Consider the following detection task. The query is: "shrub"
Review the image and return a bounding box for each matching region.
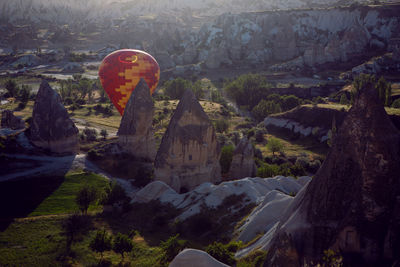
[257,163,280,178]
[339,94,349,105]
[281,95,300,111]
[220,145,235,174]
[255,128,266,143]
[63,213,92,251]
[100,129,108,140]
[391,98,400,109]
[83,127,98,142]
[237,249,268,267]
[164,78,192,99]
[214,119,230,133]
[4,79,19,97]
[205,242,236,266]
[308,160,322,173]
[100,181,128,206]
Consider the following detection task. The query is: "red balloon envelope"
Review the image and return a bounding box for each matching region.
[98,49,160,115]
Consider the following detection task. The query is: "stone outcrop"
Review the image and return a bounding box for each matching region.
[154,89,221,192]
[117,78,156,161]
[263,83,400,266]
[170,249,229,267]
[1,110,25,130]
[30,80,78,154]
[228,137,256,179]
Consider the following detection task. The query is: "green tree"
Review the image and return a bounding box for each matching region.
[205,242,235,266]
[266,137,284,156]
[224,74,271,110]
[160,234,187,264]
[62,213,91,252]
[164,78,192,99]
[220,145,235,174]
[281,95,300,111]
[252,100,282,122]
[18,85,31,103]
[192,80,205,99]
[112,233,133,261]
[89,229,112,259]
[76,185,97,214]
[4,79,19,98]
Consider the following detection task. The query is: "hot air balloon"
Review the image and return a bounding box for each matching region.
[98,49,160,115]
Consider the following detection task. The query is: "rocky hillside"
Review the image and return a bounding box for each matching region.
[262,82,400,266]
[0,0,369,22]
[1,2,399,73]
[264,104,400,143]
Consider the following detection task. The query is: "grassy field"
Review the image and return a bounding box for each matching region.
[256,132,328,160]
[29,171,109,216]
[0,215,163,266]
[0,170,165,266]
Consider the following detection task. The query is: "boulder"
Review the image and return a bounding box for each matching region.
[263,82,400,266]
[154,89,221,192]
[169,249,229,267]
[229,137,256,179]
[117,78,156,161]
[30,80,78,154]
[1,110,25,130]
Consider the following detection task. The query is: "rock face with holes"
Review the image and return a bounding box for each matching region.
[263,83,400,266]
[30,80,78,154]
[229,137,256,179]
[154,89,221,192]
[1,110,25,130]
[117,78,156,161]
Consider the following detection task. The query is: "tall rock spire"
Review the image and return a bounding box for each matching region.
[117,78,156,161]
[30,80,78,154]
[264,83,400,266]
[154,89,221,192]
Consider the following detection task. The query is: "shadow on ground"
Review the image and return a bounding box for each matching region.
[0,175,65,231]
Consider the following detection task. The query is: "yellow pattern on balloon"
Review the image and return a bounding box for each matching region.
[115,60,154,108]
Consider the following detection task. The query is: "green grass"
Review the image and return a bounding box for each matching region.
[29,171,108,217]
[0,217,66,267]
[0,215,164,267]
[256,132,328,159]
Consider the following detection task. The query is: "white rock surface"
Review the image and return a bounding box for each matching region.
[131,176,311,221]
[169,249,229,267]
[236,190,293,243]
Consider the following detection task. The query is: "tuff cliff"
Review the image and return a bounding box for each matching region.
[263,82,400,266]
[154,89,221,192]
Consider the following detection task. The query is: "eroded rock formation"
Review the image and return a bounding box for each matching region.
[170,249,229,267]
[1,110,25,130]
[30,80,78,154]
[229,137,256,179]
[154,89,221,192]
[117,78,156,161]
[263,83,400,266]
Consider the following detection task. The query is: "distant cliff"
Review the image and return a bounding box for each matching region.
[1,2,399,73]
